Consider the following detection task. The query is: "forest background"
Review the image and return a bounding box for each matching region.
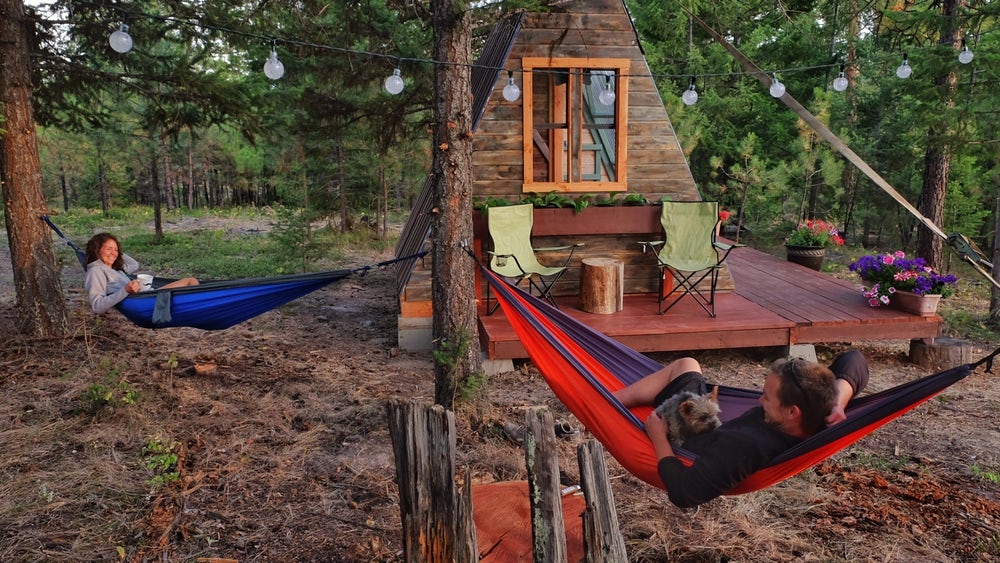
[3,0,996,264]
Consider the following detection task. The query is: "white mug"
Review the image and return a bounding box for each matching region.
[136,274,154,291]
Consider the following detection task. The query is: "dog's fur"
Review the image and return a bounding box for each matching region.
[654,386,722,446]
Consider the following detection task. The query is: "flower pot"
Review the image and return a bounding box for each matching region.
[785,245,825,271]
[891,290,941,316]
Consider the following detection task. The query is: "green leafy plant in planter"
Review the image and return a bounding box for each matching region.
[521,191,583,211]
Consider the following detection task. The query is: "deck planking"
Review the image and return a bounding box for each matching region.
[478,244,941,359]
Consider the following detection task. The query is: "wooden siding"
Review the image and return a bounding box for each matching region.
[472,0,698,204]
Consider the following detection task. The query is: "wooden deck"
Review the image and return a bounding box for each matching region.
[477,244,941,359]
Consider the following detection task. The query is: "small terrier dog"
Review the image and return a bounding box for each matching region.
[654,386,722,446]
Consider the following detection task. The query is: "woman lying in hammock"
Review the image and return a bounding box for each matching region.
[614,351,869,508]
[84,233,199,315]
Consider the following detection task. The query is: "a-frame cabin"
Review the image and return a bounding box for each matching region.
[393,0,940,357]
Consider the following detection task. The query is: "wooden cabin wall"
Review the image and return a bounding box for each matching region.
[472,0,700,204]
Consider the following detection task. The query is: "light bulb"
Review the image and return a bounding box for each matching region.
[958,46,974,64]
[598,77,616,106]
[263,49,285,80]
[769,75,785,98]
[832,70,848,92]
[502,71,520,102]
[896,55,911,79]
[109,23,133,54]
[384,68,404,95]
[681,80,698,106]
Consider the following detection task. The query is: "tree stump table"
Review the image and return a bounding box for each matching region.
[579,258,624,314]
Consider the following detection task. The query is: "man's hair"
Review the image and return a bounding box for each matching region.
[769,358,837,435]
[84,233,125,271]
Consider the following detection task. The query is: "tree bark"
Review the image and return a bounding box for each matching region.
[431,0,481,407]
[915,0,962,269]
[0,0,68,337]
[990,189,999,326]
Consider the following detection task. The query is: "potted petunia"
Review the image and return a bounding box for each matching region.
[848,251,958,315]
[784,219,845,271]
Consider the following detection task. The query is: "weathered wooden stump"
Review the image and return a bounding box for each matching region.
[908,337,974,370]
[579,258,624,314]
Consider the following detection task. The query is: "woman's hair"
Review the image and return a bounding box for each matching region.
[84,233,125,270]
[769,357,837,435]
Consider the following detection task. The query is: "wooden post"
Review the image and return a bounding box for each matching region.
[456,468,478,563]
[524,407,569,563]
[579,258,624,314]
[386,400,464,562]
[578,440,628,563]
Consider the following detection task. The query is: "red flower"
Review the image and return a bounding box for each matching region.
[718,210,732,223]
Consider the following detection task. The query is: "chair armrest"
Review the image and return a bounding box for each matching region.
[713,241,745,252]
[636,240,664,255]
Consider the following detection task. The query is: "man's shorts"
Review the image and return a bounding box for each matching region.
[652,371,709,407]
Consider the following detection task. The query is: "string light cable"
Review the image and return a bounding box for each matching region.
[58,2,993,95]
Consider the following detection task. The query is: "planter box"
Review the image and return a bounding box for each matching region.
[891,290,941,316]
[473,205,661,239]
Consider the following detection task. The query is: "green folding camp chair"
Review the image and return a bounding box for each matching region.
[638,201,741,317]
[486,203,584,314]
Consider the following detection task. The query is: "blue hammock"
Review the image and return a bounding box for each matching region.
[119,270,355,330]
[43,215,422,330]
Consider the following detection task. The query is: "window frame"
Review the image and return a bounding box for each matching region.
[520,57,630,193]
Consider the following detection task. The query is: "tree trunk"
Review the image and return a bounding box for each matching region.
[916,0,962,269]
[916,146,949,267]
[431,0,481,407]
[0,0,68,337]
[151,149,164,241]
[990,189,1000,326]
[97,141,110,214]
[187,131,195,209]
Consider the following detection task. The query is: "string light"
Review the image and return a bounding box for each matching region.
[832,65,849,92]
[263,46,285,80]
[384,68,404,95]
[108,23,133,54]
[896,53,912,79]
[598,75,616,106]
[958,41,974,64]
[87,4,997,95]
[502,70,520,102]
[681,77,698,105]
[769,74,786,98]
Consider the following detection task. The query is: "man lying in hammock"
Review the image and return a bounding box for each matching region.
[614,351,869,508]
[84,233,199,314]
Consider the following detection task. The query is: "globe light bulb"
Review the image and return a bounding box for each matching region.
[681,79,698,106]
[896,55,911,79]
[769,75,785,98]
[502,71,520,102]
[384,68,404,95]
[598,77,616,106]
[263,49,285,80]
[958,46,974,64]
[832,70,849,92]
[109,23,133,54]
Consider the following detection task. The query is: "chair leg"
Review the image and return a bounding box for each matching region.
[659,268,717,317]
[530,277,562,309]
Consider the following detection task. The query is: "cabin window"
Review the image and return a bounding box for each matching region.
[520,57,629,193]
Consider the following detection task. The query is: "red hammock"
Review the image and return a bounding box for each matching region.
[482,267,994,494]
